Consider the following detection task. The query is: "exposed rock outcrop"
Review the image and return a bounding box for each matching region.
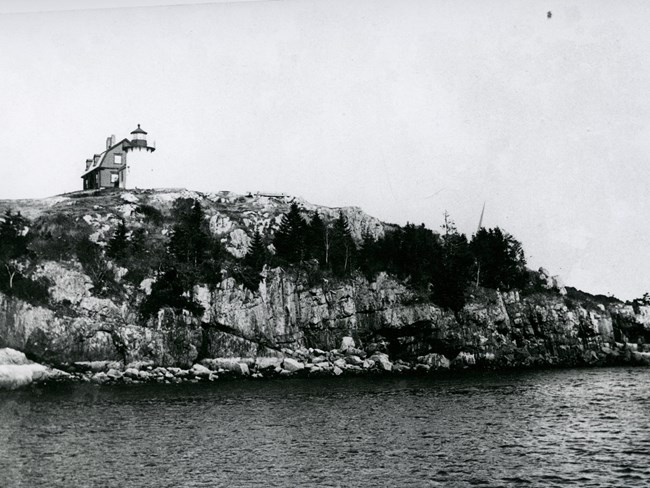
[1,262,647,380]
[0,189,647,389]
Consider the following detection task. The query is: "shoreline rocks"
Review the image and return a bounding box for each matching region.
[0,348,71,390]
[1,340,648,390]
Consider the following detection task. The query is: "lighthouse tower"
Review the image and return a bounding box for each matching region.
[123,124,156,189]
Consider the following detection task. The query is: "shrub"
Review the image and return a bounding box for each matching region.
[136,204,164,225]
[6,275,51,306]
[139,268,204,320]
[75,236,118,296]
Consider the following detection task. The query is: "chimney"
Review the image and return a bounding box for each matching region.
[106,134,116,149]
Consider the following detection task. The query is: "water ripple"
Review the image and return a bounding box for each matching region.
[0,368,649,487]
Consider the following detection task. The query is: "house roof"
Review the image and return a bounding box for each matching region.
[80,138,130,178]
[130,124,147,135]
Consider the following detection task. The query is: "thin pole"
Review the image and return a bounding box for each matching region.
[475,201,485,287]
[477,201,486,234]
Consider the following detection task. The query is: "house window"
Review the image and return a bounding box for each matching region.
[114,154,123,165]
[110,173,119,183]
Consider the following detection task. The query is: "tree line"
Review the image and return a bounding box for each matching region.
[0,199,529,320]
[243,203,528,311]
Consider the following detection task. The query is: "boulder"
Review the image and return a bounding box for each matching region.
[345,347,366,358]
[234,362,250,376]
[106,368,122,380]
[124,367,140,379]
[255,357,283,370]
[362,359,376,369]
[417,353,450,370]
[452,352,476,368]
[370,353,392,372]
[340,336,356,352]
[282,358,305,373]
[138,370,151,381]
[333,366,343,376]
[190,364,212,378]
[0,364,47,389]
[632,351,650,366]
[73,361,123,373]
[91,372,109,384]
[0,348,31,365]
[346,355,364,366]
[393,363,410,373]
[333,358,347,369]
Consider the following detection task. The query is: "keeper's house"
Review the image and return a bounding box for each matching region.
[81,124,155,190]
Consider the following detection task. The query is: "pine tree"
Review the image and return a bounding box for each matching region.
[429,212,473,312]
[139,267,204,320]
[168,198,209,266]
[244,230,269,272]
[470,227,527,290]
[273,203,307,263]
[359,230,379,278]
[107,219,128,260]
[330,212,356,276]
[165,198,212,301]
[0,210,30,289]
[306,212,328,266]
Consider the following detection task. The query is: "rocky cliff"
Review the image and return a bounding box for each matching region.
[0,189,648,387]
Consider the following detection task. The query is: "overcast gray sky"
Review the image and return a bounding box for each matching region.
[1,0,649,300]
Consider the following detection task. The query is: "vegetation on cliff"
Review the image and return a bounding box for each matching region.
[0,210,50,304]
[0,191,538,318]
[1,189,650,380]
[263,203,528,312]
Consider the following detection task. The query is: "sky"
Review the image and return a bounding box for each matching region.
[1,0,649,300]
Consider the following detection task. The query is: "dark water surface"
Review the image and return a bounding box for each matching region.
[1,368,649,487]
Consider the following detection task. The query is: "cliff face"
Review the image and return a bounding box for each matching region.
[0,189,649,378]
[1,261,649,372]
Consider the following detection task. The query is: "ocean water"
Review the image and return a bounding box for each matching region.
[0,368,649,487]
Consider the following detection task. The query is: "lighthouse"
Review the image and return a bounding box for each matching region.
[126,124,155,152]
[80,124,156,190]
[123,124,156,189]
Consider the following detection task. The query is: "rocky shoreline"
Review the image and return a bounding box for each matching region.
[2,336,649,390]
[2,191,650,391]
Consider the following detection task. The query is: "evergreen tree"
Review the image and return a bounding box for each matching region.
[75,236,113,294]
[399,223,439,287]
[164,198,213,302]
[139,267,204,320]
[359,230,379,278]
[129,227,148,256]
[168,198,209,266]
[306,212,328,265]
[431,213,473,312]
[0,210,30,289]
[273,203,307,263]
[244,230,269,272]
[470,227,528,290]
[107,219,128,260]
[329,212,356,276]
